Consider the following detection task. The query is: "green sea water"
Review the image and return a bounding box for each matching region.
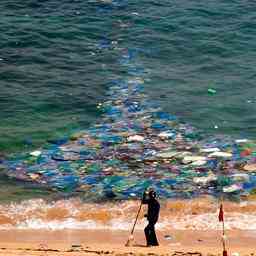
[1,0,256,155]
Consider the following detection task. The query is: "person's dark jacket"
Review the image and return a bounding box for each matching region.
[142,193,160,224]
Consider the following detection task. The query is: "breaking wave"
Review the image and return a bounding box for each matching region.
[0,197,256,230]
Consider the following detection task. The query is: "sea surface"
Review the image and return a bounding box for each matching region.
[0,0,256,230]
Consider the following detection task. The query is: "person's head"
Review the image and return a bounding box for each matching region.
[148,190,157,199]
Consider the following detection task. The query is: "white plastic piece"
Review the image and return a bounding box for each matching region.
[208,152,232,158]
[223,184,242,193]
[235,139,248,144]
[200,147,220,153]
[158,131,175,139]
[30,151,42,157]
[193,173,217,185]
[191,160,207,166]
[127,135,144,142]
[182,156,207,164]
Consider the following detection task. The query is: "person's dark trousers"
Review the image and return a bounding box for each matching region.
[144,222,159,246]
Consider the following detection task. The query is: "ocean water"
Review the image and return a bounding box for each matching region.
[1,0,256,230]
[1,0,256,154]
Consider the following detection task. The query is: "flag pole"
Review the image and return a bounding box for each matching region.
[219,197,228,256]
[222,218,226,253]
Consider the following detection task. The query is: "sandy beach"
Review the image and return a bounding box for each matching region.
[0,229,255,256]
[0,197,255,255]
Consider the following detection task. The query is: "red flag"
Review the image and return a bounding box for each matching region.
[219,203,224,222]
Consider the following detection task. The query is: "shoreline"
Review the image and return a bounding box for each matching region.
[1,196,256,230]
[0,229,255,255]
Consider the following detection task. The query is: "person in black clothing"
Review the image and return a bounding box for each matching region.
[142,189,160,246]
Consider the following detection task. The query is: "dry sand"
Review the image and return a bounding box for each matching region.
[0,229,255,256]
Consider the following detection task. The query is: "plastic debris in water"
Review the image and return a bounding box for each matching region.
[208,88,217,94]
[30,151,42,157]
[2,13,256,201]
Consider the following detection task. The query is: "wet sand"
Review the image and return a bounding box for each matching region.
[0,229,255,255]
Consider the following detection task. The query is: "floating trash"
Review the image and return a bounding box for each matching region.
[208,88,217,94]
[1,20,256,201]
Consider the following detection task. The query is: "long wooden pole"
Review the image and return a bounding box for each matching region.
[130,201,143,235]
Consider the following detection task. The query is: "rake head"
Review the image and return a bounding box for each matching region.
[125,234,136,247]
